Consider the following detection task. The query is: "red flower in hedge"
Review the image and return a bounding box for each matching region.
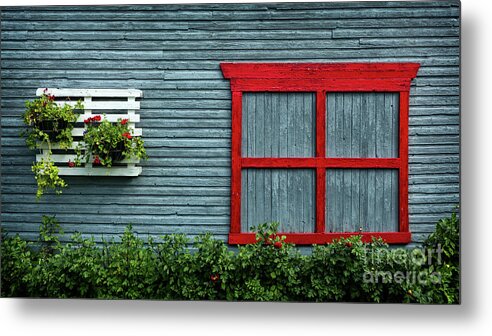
[274,241,283,249]
[210,274,220,282]
[67,160,75,168]
[93,156,101,165]
[121,118,129,125]
[84,118,90,124]
[345,242,353,248]
[48,94,55,101]
[122,132,132,139]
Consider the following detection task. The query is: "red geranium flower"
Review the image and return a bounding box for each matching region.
[48,94,55,101]
[84,118,90,124]
[93,115,101,121]
[210,274,220,282]
[274,241,283,249]
[122,132,132,139]
[68,160,75,168]
[121,118,129,125]
[345,242,353,248]
[93,156,101,165]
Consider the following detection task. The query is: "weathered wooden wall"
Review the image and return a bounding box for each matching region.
[0,1,460,244]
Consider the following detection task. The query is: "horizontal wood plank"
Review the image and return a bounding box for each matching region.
[57,166,142,176]
[71,127,142,137]
[36,153,140,164]
[36,88,143,97]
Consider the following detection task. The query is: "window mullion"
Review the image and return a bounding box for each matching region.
[230,91,242,235]
[316,91,326,234]
[399,91,410,234]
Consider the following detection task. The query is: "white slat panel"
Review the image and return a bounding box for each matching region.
[58,167,142,176]
[36,88,143,98]
[71,128,142,136]
[35,87,144,177]
[56,100,140,110]
[76,114,140,123]
[36,153,140,164]
[37,141,82,149]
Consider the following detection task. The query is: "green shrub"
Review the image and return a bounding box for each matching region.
[0,214,460,303]
[418,212,460,304]
[0,234,34,297]
[232,223,302,301]
[97,226,158,299]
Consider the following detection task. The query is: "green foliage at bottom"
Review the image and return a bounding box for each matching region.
[1,215,460,303]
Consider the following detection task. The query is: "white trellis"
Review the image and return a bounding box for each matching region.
[36,88,144,176]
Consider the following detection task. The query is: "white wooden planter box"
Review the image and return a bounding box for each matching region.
[36,88,144,176]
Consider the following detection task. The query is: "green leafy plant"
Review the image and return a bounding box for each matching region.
[22,89,82,150]
[1,215,460,303]
[418,211,460,304]
[231,222,302,301]
[31,157,68,199]
[76,117,147,167]
[21,90,83,199]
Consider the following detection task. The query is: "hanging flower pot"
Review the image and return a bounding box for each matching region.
[21,91,84,200]
[76,117,147,168]
[22,91,81,149]
[109,141,126,162]
[36,119,68,141]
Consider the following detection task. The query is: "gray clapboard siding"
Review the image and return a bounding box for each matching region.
[1,2,459,11]
[0,58,459,69]
[326,169,399,233]
[1,48,459,60]
[0,1,460,244]
[242,169,315,233]
[242,92,315,157]
[2,203,230,216]
[326,92,399,158]
[0,18,459,32]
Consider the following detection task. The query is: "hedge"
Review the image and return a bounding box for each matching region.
[0,214,459,303]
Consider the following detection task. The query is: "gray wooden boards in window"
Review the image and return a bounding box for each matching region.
[242,92,316,158]
[326,92,399,158]
[241,169,316,233]
[326,169,399,233]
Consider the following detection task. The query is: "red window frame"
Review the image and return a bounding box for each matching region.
[221,63,420,245]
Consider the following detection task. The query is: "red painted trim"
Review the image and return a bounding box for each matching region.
[221,62,420,245]
[230,78,411,92]
[221,62,420,80]
[229,232,412,245]
[323,158,401,168]
[242,157,401,168]
[399,91,410,234]
[230,91,242,234]
[316,91,327,158]
[316,91,326,233]
[316,169,326,233]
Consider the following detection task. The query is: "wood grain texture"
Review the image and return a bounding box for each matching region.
[326,92,399,158]
[242,92,315,157]
[241,169,315,233]
[326,169,399,233]
[0,2,459,244]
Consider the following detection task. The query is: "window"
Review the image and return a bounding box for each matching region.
[221,63,420,245]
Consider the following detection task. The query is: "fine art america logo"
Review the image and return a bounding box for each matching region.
[362,245,445,285]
